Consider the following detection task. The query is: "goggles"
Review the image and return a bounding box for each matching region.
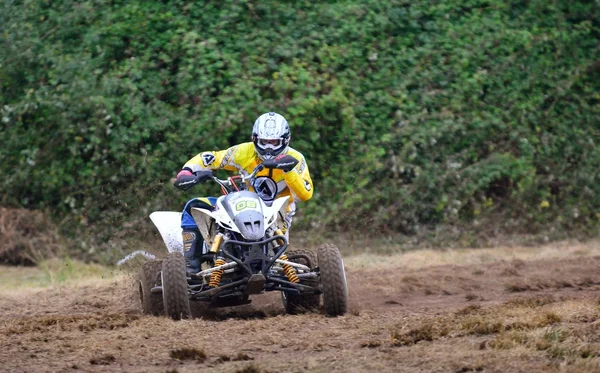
[257,138,282,148]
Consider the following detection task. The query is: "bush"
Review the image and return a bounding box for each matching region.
[1,0,599,251]
[0,207,61,265]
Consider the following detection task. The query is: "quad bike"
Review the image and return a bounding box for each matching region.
[139,159,348,320]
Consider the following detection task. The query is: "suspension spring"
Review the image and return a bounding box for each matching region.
[209,258,226,287]
[280,254,299,283]
[273,229,285,246]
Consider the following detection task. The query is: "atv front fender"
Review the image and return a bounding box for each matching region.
[149,211,183,253]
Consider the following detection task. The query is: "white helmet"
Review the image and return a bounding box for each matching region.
[252,112,291,160]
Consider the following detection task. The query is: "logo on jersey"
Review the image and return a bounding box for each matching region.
[253,176,278,202]
[298,160,306,173]
[304,180,312,191]
[202,153,215,166]
[182,231,196,251]
[182,231,196,242]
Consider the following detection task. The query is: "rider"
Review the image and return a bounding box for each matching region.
[173,112,314,273]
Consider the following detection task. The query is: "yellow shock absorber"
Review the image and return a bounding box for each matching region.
[273,229,285,247]
[210,233,224,254]
[280,254,299,283]
[209,258,226,287]
[280,219,289,235]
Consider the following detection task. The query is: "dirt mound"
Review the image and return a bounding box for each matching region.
[0,207,61,265]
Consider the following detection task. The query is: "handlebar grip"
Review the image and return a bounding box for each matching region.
[173,175,198,190]
[263,155,298,172]
[174,170,214,190]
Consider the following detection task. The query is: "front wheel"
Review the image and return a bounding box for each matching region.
[282,249,321,314]
[317,244,348,316]
[161,253,191,320]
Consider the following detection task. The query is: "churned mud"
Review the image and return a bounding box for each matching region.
[2,243,600,372]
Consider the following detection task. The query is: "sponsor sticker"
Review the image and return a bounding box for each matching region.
[182,231,196,242]
[220,147,235,168]
[202,152,215,166]
[253,176,279,201]
[304,180,312,191]
[298,160,306,173]
[235,200,258,211]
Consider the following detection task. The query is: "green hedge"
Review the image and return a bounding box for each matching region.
[1,0,599,246]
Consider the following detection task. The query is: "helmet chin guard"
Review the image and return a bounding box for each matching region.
[252,112,291,160]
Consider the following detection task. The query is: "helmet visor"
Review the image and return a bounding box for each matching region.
[258,138,282,148]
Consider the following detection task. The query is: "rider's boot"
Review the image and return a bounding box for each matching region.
[182,228,203,275]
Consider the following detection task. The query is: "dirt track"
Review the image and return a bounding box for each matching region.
[2,245,600,372]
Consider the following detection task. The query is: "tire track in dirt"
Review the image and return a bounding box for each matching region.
[2,254,600,372]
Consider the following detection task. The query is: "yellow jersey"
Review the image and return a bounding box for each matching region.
[183,142,313,210]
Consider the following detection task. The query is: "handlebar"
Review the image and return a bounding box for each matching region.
[176,155,295,193]
[212,164,263,187]
[211,164,264,193]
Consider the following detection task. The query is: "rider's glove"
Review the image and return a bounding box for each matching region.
[263,154,299,173]
[173,169,195,190]
[194,170,214,182]
[173,169,213,190]
[176,169,193,178]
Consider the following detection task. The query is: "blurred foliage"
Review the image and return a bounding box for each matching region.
[1,0,599,251]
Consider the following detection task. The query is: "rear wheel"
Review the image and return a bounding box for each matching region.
[317,244,348,316]
[139,260,164,316]
[161,253,191,320]
[282,249,321,314]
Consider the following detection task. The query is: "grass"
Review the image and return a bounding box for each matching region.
[505,277,599,293]
[390,296,567,347]
[343,239,600,270]
[3,238,597,290]
[235,364,266,373]
[2,238,600,372]
[170,348,207,362]
[38,257,117,285]
[390,294,600,369]
[3,312,140,335]
[490,319,600,364]
[0,257,119,290]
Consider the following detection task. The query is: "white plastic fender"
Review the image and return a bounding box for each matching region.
[265,196,289,228]
[149,211,183,253]
[190,207,218,246]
